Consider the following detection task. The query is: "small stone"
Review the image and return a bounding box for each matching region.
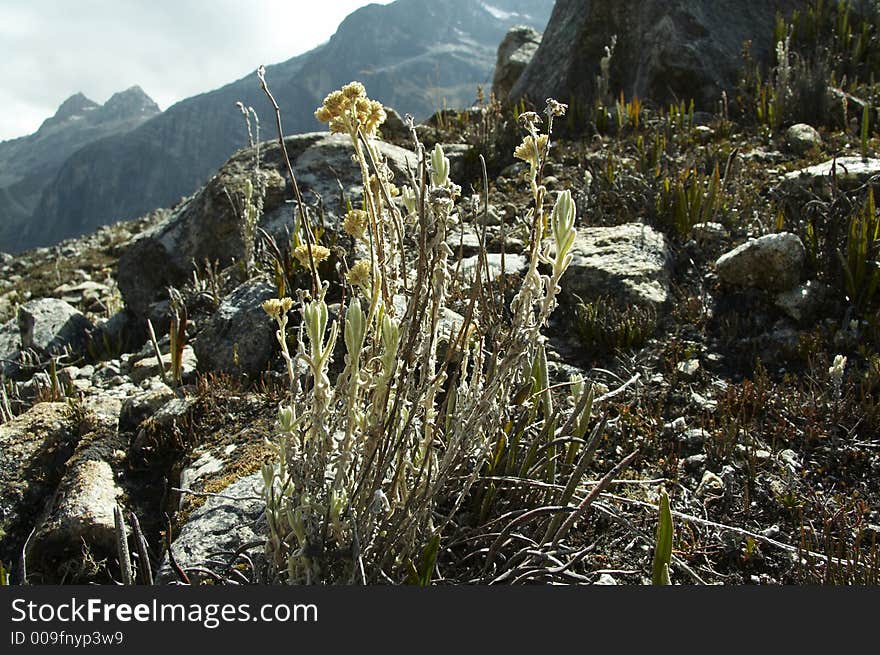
[715,232,805,292]
[695,470,724,496]
[595,573,618,585]
[778,449,801,471]
[663,417,687,434]
[129,345,197,383]
[694,125,714,143]
[690,391,717,412]
[785,123,821,155]
[690,222,728,250]
[761,524,781,539]
[681,428,709,446]
[676,358,700,379]
[682,454,708,471]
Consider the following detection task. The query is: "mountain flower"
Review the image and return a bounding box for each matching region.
[514,134,548,167]
[293,244,330,269]
[343,209,369,240]
[346,259,372,288]
[314,81,386,137]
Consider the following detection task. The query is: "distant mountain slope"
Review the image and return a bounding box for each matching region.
[5,0,552,253]
[0,87,159,252]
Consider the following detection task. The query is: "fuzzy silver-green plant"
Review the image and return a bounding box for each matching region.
[261,84,584,585]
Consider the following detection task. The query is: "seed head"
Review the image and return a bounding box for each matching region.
[545,98,568,118]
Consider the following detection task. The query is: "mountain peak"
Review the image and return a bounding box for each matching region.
[47,92,99,124]
[99,86,160,119]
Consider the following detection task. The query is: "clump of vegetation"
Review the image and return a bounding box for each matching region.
[840,186,880,312]
[253,76,638,584]
[655,163,725,238]
[738,0,880,131]
[574,295,657,360]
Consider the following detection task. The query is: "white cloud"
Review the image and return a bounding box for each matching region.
[0,0,392,140]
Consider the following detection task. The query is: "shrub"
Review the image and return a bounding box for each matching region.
[256,81,615,584]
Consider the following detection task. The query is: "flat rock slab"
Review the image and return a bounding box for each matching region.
[0,403,79,562]
[780,156,880,194]
[563,223,671,309]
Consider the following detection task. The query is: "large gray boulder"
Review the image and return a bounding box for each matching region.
[492,26,542,102]
[510,0,803,110]
[563,223,672,309]
[117,133,416,316]
[0,298,93,377]
[194,279,278,378]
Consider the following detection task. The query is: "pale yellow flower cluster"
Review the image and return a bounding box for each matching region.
[314,81,386,137]
[343,209,369,240]
[346,259,371,287]
[293,244,331,269]
[514,134,549,167]
[262,297,294,318]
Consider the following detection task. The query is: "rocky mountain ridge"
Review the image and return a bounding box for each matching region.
[0,0,552,254]
[0,86,159,253]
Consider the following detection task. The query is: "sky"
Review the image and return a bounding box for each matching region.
[0,0,393,141]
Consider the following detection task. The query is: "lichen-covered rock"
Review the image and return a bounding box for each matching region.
[0,403,80,563]
[563,223,672,309]
[193,279,277,378]
[29,460,122,572]
[492,26,542,102]
[28,425,128,582]
[715,232,805,292]
[156,472,265,584]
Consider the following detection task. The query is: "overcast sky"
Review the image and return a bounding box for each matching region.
[0,0,393,141]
